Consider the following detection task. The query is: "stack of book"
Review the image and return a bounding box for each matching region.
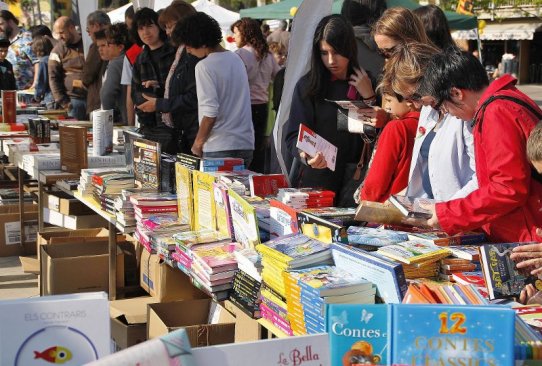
[78,167,129,195]
[114,189,139,232]
[346,226,410,251]
[450,270,488,298]
[55,179,79,192]
[283,266,375,336]
[402,281,488,305]
[407,230,486,247]
[276,188,335,209]
[0,188,33,205]
[230,248,262,318]
[437,257,481,282]
[217,170,254,196]
[150,227,188,266]
[255,233,332,335]
[200,157,245,172]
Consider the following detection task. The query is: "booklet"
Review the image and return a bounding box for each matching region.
[296,124,337,171]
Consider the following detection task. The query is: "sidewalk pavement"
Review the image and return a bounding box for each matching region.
[0,256,38,300]
[518,84,542,108]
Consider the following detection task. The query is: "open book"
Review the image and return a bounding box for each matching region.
[388,195,434,219]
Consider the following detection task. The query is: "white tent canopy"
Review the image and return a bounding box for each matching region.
[107,0,239,33]
[452,22,541,41]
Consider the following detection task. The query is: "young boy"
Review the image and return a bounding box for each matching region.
[0,38,16,91]
[527,123,542,174]
[360,84,420,202]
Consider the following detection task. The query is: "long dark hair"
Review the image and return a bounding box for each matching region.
[413,5,454,50]
[231,18,269,61]
[307,15,359,99]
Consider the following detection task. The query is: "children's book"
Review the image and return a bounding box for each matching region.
[213,182,234,239]
[376,241,451,265]
[331,243,407,304]
[327,304,388,366]
[0,292,110,365]
[388,195,434,219]
[228,189,260,249]
[296,123,337,171]
[192,170,217,231]
[175,162,195,228]
[347,226,409,247]
[479,242,542,300]
[256,233,331,268]
[190,241,240,274]
[389,304,515,365]
[451,271,486,287]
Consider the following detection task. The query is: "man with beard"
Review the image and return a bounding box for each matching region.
[0,10,38,90]
[49,16,86,120]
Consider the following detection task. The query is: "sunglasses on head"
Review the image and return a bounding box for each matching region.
[377,45,397,59]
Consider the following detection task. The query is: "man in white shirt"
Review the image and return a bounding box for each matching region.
[172,11,254,166]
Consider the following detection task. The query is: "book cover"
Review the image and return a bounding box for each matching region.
[347,226,409,247]
[297,211,348,244]
[213,182,234,239]
[377,241,451,265]
[256,233,331,266]
[448,245,481,261]
[269,199,299,239]
[2,90,16,124]
[123,129,144,174]
[132,138,160,190]
[389,304,515,366]
[91,109,114,156]
[296,123,337,171]
[331,243,407,303]
[249,174,288,197]
[388,195,434,219]
[193,170,217,231]
[228,188,260,249]
[190,241,240,274]
[160,153,176,193]
[176,153,201,170]
[479,242,542,300]
[59,125,88,173]
[175,162,195,228]
[327,304,388,366]
[354,200,406,226]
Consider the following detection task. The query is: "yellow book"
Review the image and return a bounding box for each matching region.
[228,189,260,249]
[175,162,194,228]
[377,240,451,265]
[192,170,217,231]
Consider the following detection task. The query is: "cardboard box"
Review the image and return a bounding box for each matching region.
[110,296,158,351]
[147,298,236,347]
[40,241,124,295]
[36,227,109,261]
[44,191,93,215]
[43,207,107,230]
[224,300,264,342]
[0,204,38,257]
[140,249,207,302]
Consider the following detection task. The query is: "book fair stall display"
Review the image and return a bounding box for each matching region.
[1,106,542,365]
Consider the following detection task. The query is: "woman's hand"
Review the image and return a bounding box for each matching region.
[349,67,374,100]
[142,80,159,89]
[300,151,327,170]
[356,106,390,128]
[137,94,157,113]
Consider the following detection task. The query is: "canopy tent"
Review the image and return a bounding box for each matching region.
[453,22,541,40]
[240,0,477,30]
[107,0,239,31]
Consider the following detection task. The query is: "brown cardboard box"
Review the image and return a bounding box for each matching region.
[36,228,109,261]
[43,207,107,230]
[147,299,236,347]
[224,300,264,342]
[0,204,38,257]
[40,241,124,295]
[44,191,93,215]
[140,249,207,302]
[110,296,158,351]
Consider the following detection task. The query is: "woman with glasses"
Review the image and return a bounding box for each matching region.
[373,8,477,202]
[285,15,376,207]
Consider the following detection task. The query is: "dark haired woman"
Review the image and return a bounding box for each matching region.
[413,5,455,50]
[131,7,176,153]
[285,14,375,207]
[231,18,280,173]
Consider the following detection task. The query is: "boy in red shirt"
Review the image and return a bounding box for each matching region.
[360,84,420,202]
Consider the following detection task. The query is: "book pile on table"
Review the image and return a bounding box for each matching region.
[230,248,262,318]
[114,189,139,232]
[55,179,79,192]
[284,265,375,336]
[200,157,245,172]
[402,281,488,305]
[0,188,33,205]
[78,167,129,195]
[276,188,335,209]
[216,170,254,196]
[92,171,135,196]
[255,233,332,336]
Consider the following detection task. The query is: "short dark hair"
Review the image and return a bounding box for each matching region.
[94,29,107,41]
[172,12,222,49]
[131,7,167,46]
[413,5,455,50]
[341,0,386,27]
[30,25,53,38]
[31,35,53,57]
[417,47,489,105]
[105,22,131,49]
[0,38,9,48]
[0,10,17,25]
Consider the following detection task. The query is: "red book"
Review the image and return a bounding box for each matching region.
[133,205,178,214]
[249,174,289,197]
[451,271,486,287]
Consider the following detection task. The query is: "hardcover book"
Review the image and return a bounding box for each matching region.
[479,242,542,300]
[132,138,160,190]
[59,125,88,173]
[228,188,260,249]
[388,195,434,219]
[389,304,515,366]
[192,170,217,231]
[327,304,388,366]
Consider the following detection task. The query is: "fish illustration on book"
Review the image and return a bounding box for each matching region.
[34,346,72,364]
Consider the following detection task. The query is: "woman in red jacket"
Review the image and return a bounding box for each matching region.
[414,48,542,243]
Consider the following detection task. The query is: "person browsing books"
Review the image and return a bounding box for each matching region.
[360,81,420,203]
[285,15,376,207]
[0,38,15,90]
[414,48,542,243]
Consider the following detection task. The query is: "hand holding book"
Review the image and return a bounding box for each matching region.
[299,151,327,170]
[511,228,542,275]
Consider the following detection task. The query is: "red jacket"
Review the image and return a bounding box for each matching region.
[361,111,420,202]
[436,75,542,242]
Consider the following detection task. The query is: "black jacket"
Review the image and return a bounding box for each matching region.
[155,48,200,154]
[0,60,16,91]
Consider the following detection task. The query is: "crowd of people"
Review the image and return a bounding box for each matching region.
[2,1,542,291]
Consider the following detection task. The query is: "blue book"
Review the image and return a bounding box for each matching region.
[347,226,409,246]
[389,304,515,365]
[327,304,389,366]
[331,243,407,303]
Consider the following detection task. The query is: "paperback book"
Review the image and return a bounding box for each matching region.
[296,124,337,171]
[174,162,194,228]
[132,138,160,190]
[192,170,217,231]
[376,241,451,265]
[228,188,260,249]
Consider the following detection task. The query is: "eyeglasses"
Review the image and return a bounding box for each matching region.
[377,45,397,59]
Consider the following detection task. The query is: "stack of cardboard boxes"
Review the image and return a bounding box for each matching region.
[43,190,105,229]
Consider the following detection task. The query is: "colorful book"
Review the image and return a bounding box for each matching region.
[389,304,515,365]
[286,266,372,297]
[408,231,486,246]
[451,271,486,287]
[192,170,217,231]
[228,189,260,249]
[132,138,160,190]
[269,199,299,239]
[296,124,337,171]
[347,226,409,247]
[249,174,289,197]
[213,182,234,239]
[479,242,541,300]
[327,304,388,366]
[331,243,407,303]
[175,162,195,228]
[377,241,451,265]
[190,241,240,274]
[297,211,348,244]
[256,233,331,268]
[448,245,481,261]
